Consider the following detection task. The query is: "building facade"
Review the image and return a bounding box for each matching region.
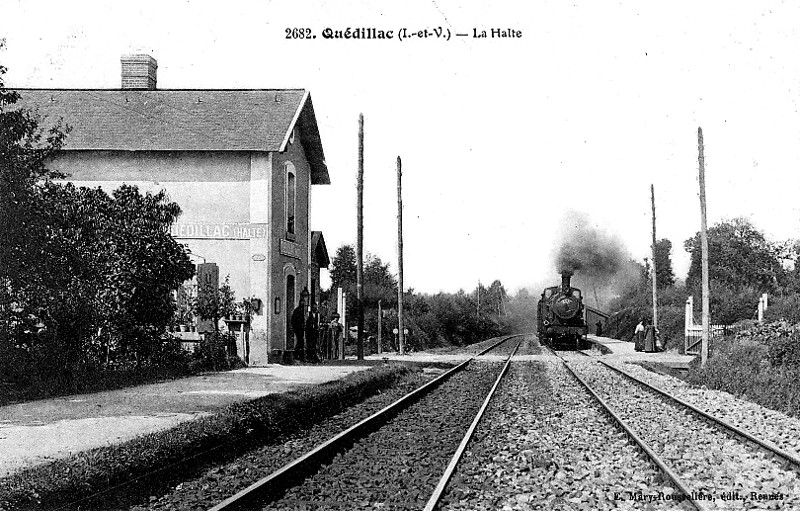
[15,54,331,365]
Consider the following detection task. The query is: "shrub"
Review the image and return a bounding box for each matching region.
[0,364,418,510]
[687,320,800,418]
[763,295,800,324]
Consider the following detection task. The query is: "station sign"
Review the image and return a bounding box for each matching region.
[171,223,268,240]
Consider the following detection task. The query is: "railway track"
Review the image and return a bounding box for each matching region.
[207,335,522,510]
[542,343,800,509]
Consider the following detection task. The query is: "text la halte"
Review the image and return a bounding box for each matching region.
[473,28,522,38]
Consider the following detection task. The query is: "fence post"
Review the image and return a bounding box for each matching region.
[684,296,694,353]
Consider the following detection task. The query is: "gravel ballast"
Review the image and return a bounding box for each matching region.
[612,361,800,460]
[439,360,688,511]
[264,361,504,510]
[133,367,435,511]
[571,359,800,509]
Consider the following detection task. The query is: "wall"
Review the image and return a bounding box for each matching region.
[269,130,311,354]
[53,151,255,295]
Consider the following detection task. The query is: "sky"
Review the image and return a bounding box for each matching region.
[3,0,800,294]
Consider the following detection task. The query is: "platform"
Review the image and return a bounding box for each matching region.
[586,334,695,369]
[0,365,371,478]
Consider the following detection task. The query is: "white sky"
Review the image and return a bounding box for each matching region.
[3,1,800,294]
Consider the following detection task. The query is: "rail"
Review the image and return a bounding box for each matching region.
[208,334,524,511]
[423,340,521,511]
[550,351,707,511]
[598,359,800,469]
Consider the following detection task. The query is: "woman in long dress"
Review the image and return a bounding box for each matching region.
[644,324,657,352]
[634,321,645,351]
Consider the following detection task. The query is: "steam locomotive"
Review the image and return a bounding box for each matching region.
[537,271,589,349]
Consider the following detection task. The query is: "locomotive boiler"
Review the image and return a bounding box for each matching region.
[537,271,589,349]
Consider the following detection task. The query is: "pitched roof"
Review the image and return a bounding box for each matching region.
[584,305,609,319]
[311,231,330,268]
[12,88,330,184]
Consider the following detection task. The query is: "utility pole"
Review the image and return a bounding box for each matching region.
[650,184,659,337]
[698,127,710,367]
[396,156,405,355]
[356,114,365,360]
[477,280,481,316]
[377,299,382,354]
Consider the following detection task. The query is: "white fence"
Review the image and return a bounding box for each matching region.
[683,294,766,355]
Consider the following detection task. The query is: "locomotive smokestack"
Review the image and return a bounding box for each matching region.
[561,271,573,292]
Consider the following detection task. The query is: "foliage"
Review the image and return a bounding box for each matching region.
[329,244,357,295]
[1,57,195,384]
[686,325,800,418]
[327,244,398,333]
[193,331,237,371]
[763,294,800,324]
[0,364,419,510]
[503,288,539,334]
[654,238,675,289]
[684,218,785,293]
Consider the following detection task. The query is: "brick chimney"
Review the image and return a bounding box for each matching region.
[120,54,157,90]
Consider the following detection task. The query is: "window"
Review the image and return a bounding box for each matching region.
[285,162,296,237]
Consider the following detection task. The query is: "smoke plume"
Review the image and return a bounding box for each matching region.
[555,210,629,278]
[551,210,640,309]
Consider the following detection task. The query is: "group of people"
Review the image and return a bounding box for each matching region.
[289,299,344,363]
[633,319,660,352]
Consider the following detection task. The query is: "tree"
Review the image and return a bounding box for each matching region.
[30,183,195,370]
[1,39,68,324]
[1,53,195,381]
[486,280,508,317]
[684,218,784,292]
[654,238,675,289]
[327,244,397,320]
[329,244,357,294]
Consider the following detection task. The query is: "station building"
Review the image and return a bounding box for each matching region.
[15,54,331,365]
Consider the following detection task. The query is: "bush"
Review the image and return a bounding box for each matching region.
[686,321,800,418]
[763,295,800,324]
[0,364,418,510]
[193,331,238,371]
[656,305,685,351]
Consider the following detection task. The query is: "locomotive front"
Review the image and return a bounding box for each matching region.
[537,271,589,349]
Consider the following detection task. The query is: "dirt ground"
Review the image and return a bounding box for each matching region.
[0,364,370,478]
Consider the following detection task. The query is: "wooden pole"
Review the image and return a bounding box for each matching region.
[650,184,659,336]
[698,127,710,367]
[356,114,365,360]
[377,300,382,354]
[396,156,405,355]
[477,280,481,316]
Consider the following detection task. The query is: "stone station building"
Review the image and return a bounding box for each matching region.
[15,54,331,365]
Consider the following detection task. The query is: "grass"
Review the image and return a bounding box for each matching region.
[0,364,418,510]
[629,361,688,380]
[683,324,800,419]
[0,365,202,407]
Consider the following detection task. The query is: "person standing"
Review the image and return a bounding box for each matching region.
[644,323,657,353]
[305,303,320,362]
[291,299,306,362]
[634,320,645,352]
[329,313,343,359]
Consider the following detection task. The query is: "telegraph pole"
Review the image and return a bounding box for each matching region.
[650,184,659,336]
[377,299,382,354]
[356,114,365,360]
[396,156,405,355]
[698,127,710,367]
[477,280,481,316]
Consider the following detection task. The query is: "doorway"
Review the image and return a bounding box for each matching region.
[285,274,295,349]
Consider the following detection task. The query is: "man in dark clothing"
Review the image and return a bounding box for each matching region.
[596,321,603,336]
[291,300,306,362]
[329,313,343,359]
[305,303,320,362]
